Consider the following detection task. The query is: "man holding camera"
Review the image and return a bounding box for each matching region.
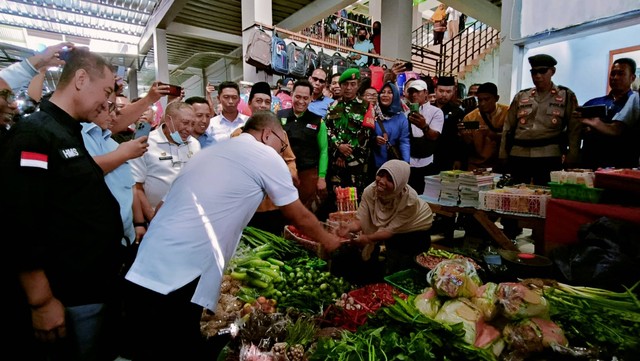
[458,82,508,171]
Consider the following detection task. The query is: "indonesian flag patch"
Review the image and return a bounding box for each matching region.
[20,151,48,169]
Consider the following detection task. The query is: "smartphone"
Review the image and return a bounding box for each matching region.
[576,105,607,119]
[404,62,413,71]
[116,66,126,79]
[463,121,480,130]
[162,83,182,97]
[134,122,152,139]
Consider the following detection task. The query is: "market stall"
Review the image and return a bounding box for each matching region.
[201,226,640,361]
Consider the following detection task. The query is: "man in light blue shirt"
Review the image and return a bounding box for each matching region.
[307,68,333,117]
[349,27,377,67]
[82,97,149,246]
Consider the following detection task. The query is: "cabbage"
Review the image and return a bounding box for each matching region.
[427,259,482,298]
[434,298,482,344]
[496,282,549,320]
[414,287,441,318]
[471,282,499,320]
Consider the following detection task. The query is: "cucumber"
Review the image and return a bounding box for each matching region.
[256,267,282,281]
[246,269,273,283]
[248,278,270,289]
[266,257,285,267]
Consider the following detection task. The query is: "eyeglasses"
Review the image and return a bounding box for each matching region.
[530,67,550,75]
[264,129,288,153]
[0,89,16,103]
[106,100,116,113]
[310,76,326,84]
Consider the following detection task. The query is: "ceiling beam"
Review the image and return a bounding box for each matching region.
[276,0,357,32]
[137,0,189,54]
[166,22,243,46]
[443,0,501,30]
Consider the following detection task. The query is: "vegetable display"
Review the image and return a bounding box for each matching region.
[206,227,640,360]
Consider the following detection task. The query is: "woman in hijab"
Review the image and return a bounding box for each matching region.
[372,82,410,168]
[335,160,433,281]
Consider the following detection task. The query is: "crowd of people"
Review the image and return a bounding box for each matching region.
[1,32,639,361]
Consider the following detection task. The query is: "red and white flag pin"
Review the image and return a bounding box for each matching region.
[20,151,48,169]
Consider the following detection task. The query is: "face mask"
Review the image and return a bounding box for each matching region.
[358,35,366,41]
[167,116,184,145]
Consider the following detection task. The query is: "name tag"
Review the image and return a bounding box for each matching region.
[159,156,173,161]
[306,123,318,130]
[59,148,81,159]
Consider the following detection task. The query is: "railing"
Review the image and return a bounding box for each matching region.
[410,20,500,76]
[298,14,372,49]
[437,20,500,76]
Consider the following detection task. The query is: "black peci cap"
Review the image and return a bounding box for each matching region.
[477,82,498,96]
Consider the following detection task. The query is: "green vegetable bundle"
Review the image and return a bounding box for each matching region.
[544,281,640,355]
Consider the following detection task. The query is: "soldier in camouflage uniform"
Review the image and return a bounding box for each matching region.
[499,54,580,185]
[324,68,375,202]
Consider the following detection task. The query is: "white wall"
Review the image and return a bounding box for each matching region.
[519,0,639,37]
[521,23,640,105]
[459,47,500,95]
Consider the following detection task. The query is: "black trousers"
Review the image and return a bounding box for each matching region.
[125,278,209,361]
[409,163,438,195]
[508,155,563,186]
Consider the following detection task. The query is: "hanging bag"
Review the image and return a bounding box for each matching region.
[376,117,402,160]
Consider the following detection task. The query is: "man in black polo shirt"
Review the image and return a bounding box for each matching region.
[277,79,328,212]
[0,47,123,360]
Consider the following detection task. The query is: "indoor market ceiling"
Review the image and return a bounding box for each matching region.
[0,0,502,91]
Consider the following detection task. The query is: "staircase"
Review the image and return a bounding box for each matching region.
[411,20,500,79]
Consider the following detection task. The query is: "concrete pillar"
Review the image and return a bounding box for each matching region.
[369,0,381,23]
[498,0,522,101]
[153,28,169,109]
[381,0,413,62]
[241,0,273,84]
[127,69,138,99]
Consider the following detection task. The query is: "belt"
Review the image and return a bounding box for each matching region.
[512,136,562,148]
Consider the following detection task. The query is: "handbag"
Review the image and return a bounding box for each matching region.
[376,117,402,160]
[409,122,438,158]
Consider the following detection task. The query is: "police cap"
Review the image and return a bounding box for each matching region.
[528,54,557,68]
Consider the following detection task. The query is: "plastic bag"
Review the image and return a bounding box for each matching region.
[471,282,499,320]
[427,258,482,298]
[414,287,441,318]
[434,298,482,345]
[496,282,549,320]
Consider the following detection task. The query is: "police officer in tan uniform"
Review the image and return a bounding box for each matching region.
[499,54,580,185]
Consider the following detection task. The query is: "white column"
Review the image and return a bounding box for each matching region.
[369,0,381,23]
[380,0,413,62]
[241,0,273,84]
[498,0,522,101]
[153,28,169,109]
[127,69,138,99]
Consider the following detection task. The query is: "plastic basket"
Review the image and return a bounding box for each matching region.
[478,190,550,218]
[548,182,604,203]
[383,269,429,295]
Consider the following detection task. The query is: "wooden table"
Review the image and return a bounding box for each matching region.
[426,202,547,254]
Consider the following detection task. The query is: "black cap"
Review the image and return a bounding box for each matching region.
[249,81,272,102]
[477,82,498,96]
[528,54,557,67]
[437,76,456,87]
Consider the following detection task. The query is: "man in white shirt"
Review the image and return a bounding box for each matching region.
[446,7,462,39]
[206,81,248,144]
[406,80,444,194]
[124,112,342,360]
[130,101,201,222]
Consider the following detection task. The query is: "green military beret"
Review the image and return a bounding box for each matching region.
[528,54,557,67]
[339,68,360,84]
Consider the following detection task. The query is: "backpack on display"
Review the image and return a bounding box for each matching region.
[244,28,272,70]
[331,52,348,75]
[287,42,307,78]
[271,33,289,75]
[317,49,333,74]
[303,44,318,77]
